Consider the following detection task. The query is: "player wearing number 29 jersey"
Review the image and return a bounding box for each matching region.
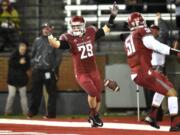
[57,14,115,127]
[48,3,119,127]
[124,12,180,132]
[60,26,98,74]
[59,24,105,102]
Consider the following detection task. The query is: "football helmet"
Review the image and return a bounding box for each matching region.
[69,16,85,36]
[127,12,145,31]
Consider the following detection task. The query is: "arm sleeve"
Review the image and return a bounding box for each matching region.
[59,40,70,49]
[142,35,170,55]
[107,14,116,28]
[95,29,105,41]
[59,34,70,49]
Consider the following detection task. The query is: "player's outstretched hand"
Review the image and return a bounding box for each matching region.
[104,79,120,92]
[48,35,60,48]
[110,1,119,16]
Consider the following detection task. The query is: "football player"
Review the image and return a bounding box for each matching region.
[124,12,180,132]
[48,3,119,127]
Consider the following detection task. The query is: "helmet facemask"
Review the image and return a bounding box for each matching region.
[70,23,85,36]
[69,16,86,36]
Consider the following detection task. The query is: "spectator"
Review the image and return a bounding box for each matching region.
[0,0,20,52]
[27,22,63,119]
[154,12,170,44]
[125,0,143,13]
[5,41,30,115]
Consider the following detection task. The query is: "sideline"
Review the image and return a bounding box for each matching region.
[0,118,170,132]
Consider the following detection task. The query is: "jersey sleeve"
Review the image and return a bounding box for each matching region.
[138,27,152,37]
[88,25,97,33]
[136,27,170,55]
[59,34,68,41]
[87,25,105,40]
[59,34,70,49]
[95,29,105,40]
[142,35,170,55]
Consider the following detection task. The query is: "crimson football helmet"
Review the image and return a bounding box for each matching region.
[127,12,145,31]
[69,16,86,36]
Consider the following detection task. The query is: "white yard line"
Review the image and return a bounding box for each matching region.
[0,118,170,132]
[0,131,78,135]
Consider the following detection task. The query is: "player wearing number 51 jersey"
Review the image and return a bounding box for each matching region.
[124,12,180,131]
[48,3,119,127]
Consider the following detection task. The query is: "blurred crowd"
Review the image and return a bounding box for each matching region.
[0,0,20,52]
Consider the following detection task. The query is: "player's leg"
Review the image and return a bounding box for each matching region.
[152,75,180,131]
[76,73,103,127]
[87,95,103,127]
[90,70,104,127]
[145,92,164,128]
[150,93,164,119]
[135,70,180,131]
[87,95,97,115]
[95,102,101,113]
[166,88,180,131]
[91,70,103,112]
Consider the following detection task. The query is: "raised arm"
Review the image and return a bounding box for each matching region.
[103,1,119,33]
[95,2,119,40]
[48,35,69,49]
[142,35,180,56]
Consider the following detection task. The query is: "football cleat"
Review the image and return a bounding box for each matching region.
[104,79,120,92]
[88,114,103,127]
[169,123,180,132]
[144,116,160,129]
[177,123,180,127]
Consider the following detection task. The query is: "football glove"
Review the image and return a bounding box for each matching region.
[110,1,119,16]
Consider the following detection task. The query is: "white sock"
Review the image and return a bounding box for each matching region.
[168,96,178,115]
[152,92,164,107]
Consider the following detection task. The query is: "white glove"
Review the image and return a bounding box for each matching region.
[110,1,119,16]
